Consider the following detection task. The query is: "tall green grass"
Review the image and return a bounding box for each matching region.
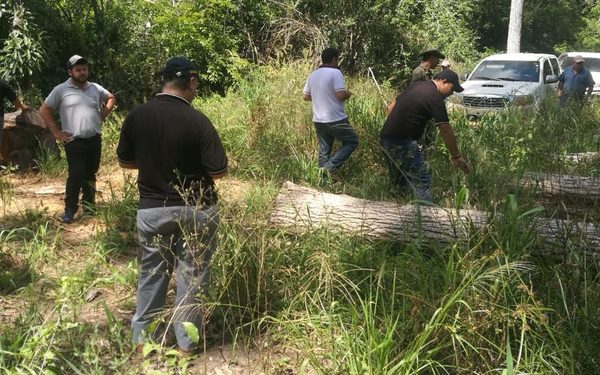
[1,63,600,373]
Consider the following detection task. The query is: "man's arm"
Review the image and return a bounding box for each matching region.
[335,89,352,101]
[39,102,72,143]
[556,81,563,97]
[437,122,470,174]
[101,92,117,120]
[386,99,396,116]
[586,73,595,99]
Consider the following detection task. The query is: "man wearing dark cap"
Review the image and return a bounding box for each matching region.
[381,70,470,201]
[303,47,358,183]
[40,55,116,223]
[557,55,595,107]
[117,56,228,354]
[412,49,445,82]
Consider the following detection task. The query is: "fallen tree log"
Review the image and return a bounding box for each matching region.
[564,152,600,164]
[270,181,599,253]
[520,172,600,202]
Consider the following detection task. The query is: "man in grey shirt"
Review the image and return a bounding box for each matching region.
[40,55,116,223]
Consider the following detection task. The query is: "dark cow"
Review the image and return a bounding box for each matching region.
[0,109,59,170]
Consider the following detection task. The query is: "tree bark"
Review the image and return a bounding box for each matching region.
[564,152,600,164]
[520,172,600,202]
[270,181,599,253]
[507,0,524,53]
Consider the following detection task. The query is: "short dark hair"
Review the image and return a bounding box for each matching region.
[162,76,191,91]
[321,48,339,64]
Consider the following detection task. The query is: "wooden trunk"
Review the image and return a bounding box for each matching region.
[270,181,599,253]
[520,172,600,202]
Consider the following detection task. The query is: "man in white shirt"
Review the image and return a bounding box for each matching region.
[303,48,358,182]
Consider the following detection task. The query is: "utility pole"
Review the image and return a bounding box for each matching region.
[506,0,524,53]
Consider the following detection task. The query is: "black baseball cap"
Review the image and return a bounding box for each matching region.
[420,49,445,60]
[67,55,87,69]
[434,70,464,92]
[161,57,198,78]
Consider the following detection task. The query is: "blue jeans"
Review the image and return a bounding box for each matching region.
[380,137,432,202]
[314,119,359,171]
[559,94,584,108]
[131,204,219,351]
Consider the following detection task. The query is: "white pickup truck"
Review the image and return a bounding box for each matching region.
[448,53,562,117]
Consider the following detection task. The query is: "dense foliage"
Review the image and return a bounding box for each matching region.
[0,0,599,107]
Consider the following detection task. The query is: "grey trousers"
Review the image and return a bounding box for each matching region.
[131,204,219,351]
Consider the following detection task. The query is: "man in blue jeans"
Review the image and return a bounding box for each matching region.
[303,47,359,182]
[381,70,470,201]
[117,57,228,354]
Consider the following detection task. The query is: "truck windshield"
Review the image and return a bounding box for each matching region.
[470,61,540,82]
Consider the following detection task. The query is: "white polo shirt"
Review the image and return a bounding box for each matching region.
[303,67,348,123]
[44,79,110,138]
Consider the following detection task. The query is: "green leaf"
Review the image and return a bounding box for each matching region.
[182,321,199,344]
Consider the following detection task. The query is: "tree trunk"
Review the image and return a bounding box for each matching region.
[564,152,600,164]
[520,172,600,202]
[507,0,524,53]
[270,181,599,253]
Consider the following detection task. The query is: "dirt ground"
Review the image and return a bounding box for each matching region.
[1,166,304,374]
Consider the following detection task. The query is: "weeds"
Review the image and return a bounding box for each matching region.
[0,64,599,374]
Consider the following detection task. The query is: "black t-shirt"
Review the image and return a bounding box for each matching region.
[380,80,449,140]
[0,80,17,116]
[117,94,228,209]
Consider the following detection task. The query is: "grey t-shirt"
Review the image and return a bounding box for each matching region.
[44,79,110,138]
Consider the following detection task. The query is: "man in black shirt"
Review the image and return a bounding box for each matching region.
[117,57,228,354]
[380,70,469,201]
[0,80,29,147]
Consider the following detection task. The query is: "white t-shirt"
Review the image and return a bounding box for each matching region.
[44,79,110,138]
[303,67,347,123]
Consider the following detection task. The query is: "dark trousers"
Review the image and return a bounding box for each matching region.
[380,137,433,202]
[314,119,359,172]
[63,134,101,213]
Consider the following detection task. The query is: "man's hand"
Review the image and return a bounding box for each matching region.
[54,131,73,144]
[101,107,111,120]
[386,99,396,116]
[451,156,470,174]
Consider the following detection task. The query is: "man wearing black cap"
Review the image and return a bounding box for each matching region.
[117,56,228,354]
[381,69,470,201]
[412,49,445,82]
[40,55,116,223]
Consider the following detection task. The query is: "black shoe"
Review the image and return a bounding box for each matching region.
[61,210,76,224]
